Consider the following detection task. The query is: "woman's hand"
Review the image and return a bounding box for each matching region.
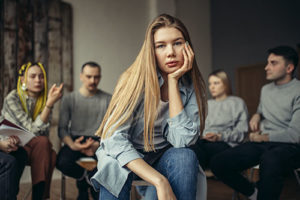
[168,42,194,81]
[46,83,64,107]
[156,177,177,200]
[0,136,20,153]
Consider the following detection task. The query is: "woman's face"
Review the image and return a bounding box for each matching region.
[154,27,185,77]
[208,75,227,100]
[24,65,45,97]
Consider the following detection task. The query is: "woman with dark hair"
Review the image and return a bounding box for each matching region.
[190,69,248,170]
[1,62,63,200]
[91,14,207,200]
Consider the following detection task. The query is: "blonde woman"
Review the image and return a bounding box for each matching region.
[1,62,63,200]
[190,69,248,170]
[91,14,207,200]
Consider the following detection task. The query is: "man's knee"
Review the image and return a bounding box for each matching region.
[210,153,227,175]
[260,151,289,176]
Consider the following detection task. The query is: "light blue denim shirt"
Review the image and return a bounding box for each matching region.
[91,72,201,197]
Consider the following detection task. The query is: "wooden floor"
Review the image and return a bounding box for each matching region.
[18,171,300,200]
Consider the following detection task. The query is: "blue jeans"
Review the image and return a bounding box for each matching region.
[98,147,199,200]
[0,148,28,200]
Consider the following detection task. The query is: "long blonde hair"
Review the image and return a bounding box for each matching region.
[96,14,207,151]
[17,62,48,120]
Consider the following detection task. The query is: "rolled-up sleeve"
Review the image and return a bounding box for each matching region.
[165,90,200,147]
[92,119,143,197]
[101,129,143,167]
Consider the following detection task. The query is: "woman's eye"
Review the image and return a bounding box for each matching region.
[156,44,165,49]
[174,41,183,46]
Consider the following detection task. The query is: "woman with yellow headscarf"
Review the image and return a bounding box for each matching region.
[1,62,63,200]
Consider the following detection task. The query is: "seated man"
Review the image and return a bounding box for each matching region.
[210,45,300,200]
[56,62,111,200]
[0,115,28,200]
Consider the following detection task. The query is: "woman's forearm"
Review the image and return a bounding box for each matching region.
[126,158,167,187]
[168,78,183,118]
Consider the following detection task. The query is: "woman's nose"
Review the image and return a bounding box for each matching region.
[166,45,175,57]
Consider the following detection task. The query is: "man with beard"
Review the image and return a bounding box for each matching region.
[56,62,111,200]
[210,46,300,200]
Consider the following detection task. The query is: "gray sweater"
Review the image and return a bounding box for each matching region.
[58,90,111,139]
[204,96,249,146]
[258,78,300,143]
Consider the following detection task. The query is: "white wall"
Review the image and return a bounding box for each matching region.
[63,0,149,93]
[63,0,212,94]
[176,0,212,80]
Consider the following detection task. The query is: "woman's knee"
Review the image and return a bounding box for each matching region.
[165,147,198,167]
[31,136,53,153]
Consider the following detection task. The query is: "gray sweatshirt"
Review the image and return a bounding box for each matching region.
[258,78,300,143]
[204,96,249,146]
[58,90,111,139]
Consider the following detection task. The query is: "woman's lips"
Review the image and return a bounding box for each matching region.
[166,61,178,67]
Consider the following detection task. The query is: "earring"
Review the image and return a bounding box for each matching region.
[21,83,27,91]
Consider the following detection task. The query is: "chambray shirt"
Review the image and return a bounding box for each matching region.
[91,73,201,197]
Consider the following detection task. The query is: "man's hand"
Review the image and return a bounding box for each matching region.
[80,141,100,156]
[249,113,261,132]
[249,132,269,142]
[203,132,221,142]
[70,136,94,151]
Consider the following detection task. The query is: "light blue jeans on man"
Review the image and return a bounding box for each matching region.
[97,147,199,200]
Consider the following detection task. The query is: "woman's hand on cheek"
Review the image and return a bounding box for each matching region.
[168,42,194,81]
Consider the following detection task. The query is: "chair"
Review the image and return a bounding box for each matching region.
[20,166,32,200]
[294,168,300,186]
[60,173,66,200]
[61,157,97,200]
[130,180,152,200]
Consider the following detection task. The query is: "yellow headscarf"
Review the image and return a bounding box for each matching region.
[17,62,48,120]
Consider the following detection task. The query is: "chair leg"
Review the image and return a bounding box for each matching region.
[61,173,66,200]
[294,169,300,186]
[232,190,241,200]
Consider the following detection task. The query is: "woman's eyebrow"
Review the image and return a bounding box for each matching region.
[155,37,184,44]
